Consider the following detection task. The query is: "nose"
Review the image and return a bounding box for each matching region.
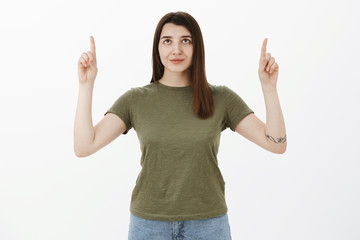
[172,42,182,55]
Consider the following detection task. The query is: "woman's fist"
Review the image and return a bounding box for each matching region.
[78,36,98,84]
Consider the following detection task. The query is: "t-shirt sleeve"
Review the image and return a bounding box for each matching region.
[223,86,254,132]
[104,89,133,135]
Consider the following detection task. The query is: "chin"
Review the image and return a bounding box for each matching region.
[170,69,188,73]
[167,66,192,74]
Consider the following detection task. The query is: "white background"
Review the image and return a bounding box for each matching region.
[1,0,359,239]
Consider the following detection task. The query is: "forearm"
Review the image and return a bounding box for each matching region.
[73,83,95,156]
[262,86,287,153]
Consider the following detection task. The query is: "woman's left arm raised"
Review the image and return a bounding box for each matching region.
[235,38,287,154]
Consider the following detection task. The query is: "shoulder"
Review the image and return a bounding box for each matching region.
[123,82,160,105]
[208,83,232,97]
[128,82,157,95]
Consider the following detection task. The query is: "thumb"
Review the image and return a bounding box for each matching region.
[259,54,270,72]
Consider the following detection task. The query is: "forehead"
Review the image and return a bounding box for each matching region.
[160,23,191,37]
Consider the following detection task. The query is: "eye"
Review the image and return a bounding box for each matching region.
[163,39,171,44]
[183,39,192,43]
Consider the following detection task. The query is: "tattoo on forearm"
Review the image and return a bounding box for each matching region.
[266,134,287,143]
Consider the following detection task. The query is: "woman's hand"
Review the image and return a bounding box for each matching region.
[78,36,98,84]
[258,38,279,90]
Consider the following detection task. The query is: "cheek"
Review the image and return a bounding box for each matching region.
[159,47,170,59]
[187,52,193,62]
[158,49,165,62]
[187,47,194,58]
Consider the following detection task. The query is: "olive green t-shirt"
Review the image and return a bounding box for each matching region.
[104,80,254,221]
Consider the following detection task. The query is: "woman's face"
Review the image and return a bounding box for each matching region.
[158,23,193,74]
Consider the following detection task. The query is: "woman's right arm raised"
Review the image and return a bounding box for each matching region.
[74,36,127,158]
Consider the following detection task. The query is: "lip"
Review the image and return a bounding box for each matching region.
[170,59,184,64]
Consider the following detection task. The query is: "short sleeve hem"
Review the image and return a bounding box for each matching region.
[104,110,131,135]
[223,85,254,132]
[104,88,133,135]
[229,110,254,132]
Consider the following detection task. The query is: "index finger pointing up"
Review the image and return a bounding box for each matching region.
[90,35,96,54]
[261,38,268,58]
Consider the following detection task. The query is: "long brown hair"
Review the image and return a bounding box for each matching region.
[150,11,214,119]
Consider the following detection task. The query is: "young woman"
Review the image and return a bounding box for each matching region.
[74,11,286,240]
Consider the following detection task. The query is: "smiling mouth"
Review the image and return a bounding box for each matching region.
[170,59,184,63]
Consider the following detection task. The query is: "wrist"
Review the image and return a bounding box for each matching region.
[79,82,95,92]
[261,84,277,93]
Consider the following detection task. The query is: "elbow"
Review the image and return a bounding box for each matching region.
[278,147,286,154]
[267,142,287,154]
[74,146,90,158]
[74,149,87,158]
[264,132,287,154]
[75,151,87,158]
[275,143,287,154]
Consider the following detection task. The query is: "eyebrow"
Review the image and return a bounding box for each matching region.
[160,35,192,39]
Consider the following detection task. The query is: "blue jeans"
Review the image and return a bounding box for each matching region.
[128,212,232,240]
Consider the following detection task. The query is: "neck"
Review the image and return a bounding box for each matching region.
[158,68,191,87]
